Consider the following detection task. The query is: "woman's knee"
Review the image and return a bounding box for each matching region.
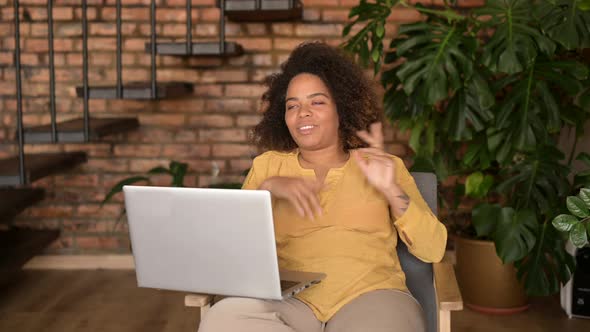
[198,297,286,332]
[325,290,426,332]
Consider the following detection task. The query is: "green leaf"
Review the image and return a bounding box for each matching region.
[465,172,493,199]
[570,222,589,248]
[101,176,150,206]
[535,0,590,50]
[495,208,538,263]
[376,22,385,38]
[567,196,590,218]
[552,214,580,232]
[371,46,380,63]
[579,188,590,208]
[472,203,501,237]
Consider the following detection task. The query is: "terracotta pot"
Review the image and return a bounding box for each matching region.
[455,236,529,314]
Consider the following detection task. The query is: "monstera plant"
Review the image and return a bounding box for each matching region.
[343,0,590,296]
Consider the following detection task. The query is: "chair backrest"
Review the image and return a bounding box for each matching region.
[397,172,437,332]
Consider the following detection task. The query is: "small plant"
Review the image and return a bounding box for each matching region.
[553,187,590,248]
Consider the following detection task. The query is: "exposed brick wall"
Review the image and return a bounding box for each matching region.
[0,0,479,254]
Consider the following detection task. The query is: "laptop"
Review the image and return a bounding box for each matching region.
[123,185,326,300]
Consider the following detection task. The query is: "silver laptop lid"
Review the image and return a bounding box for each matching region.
[123,186,283,299]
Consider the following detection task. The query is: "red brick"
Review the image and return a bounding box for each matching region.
[225,84,266,97]
[193,84,223,97]
[161,144,210,158]
[166,0,215,5]
[322,9,350,22]
[295,24,342,37]
[54,174,100,187]
[76,204,121,218]
[101,7,150,21]
[156,8,188,22]
[199,8,220,22]
[231,38,272,51]
[275,38,307,51]
[245,23,267,36]
[252,54,273,66]
[212,144,254,158]
[388,8,423,23]
[302,8,321,21]
[272,23,294,36]
[64,144,111,157]
[127,159,169,173]
[83,159,129,173]
[174,130,198,142]
[188,114,234,128]
[74,7,98,20]
[236,115,262,127]
[26,205,73,218]
[124,128,173,143]
[305,0,340,6]
[114,144,161,157]
[138,114,186,127]
[199,128,247,142]
[200,70,248,83]
[205,98,253,112]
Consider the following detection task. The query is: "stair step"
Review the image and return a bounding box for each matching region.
[145,42,243,57]
[0,152,87,186]
[0,227,60,279]
[0,188,45,225]
[223,0,302,21]
[75,82,193,99]
[22,117,139,143]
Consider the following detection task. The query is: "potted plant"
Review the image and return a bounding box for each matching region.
[342,0,590,311]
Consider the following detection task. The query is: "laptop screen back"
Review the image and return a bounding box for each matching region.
[123,186,283,299]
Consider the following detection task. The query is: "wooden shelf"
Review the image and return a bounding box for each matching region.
[0,188,45,225]
[0,152,87,186]
[75,82,193,99]
[0,227,60,281]
[22,117,139,143]
[145,42,243,57]
[223,0,302,21]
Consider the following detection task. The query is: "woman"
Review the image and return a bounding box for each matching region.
[199,42,447,332]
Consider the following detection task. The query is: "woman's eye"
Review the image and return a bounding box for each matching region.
[286,104,297,110]
[312,101,325,105]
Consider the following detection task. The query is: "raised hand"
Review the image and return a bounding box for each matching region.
[259,176,323,220]
[354,122,409,218]
[353,122,396,194]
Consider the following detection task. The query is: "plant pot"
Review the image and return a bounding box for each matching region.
[455,236,529,314]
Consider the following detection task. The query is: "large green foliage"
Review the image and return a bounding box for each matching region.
[343,0,590,296]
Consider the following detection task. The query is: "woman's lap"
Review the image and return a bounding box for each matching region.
[198,289,425,332]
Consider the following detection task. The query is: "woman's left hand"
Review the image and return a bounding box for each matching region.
[353,122,398,194]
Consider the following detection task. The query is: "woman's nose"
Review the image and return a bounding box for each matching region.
[298,105,312,117]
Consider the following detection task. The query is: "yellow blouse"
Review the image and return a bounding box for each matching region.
[242,150,447,321]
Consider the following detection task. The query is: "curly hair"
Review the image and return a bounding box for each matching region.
[252,41,383,152]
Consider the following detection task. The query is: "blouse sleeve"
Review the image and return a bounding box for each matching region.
[391,157,447,263]
[241,153,269,190]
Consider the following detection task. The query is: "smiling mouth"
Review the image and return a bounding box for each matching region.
[297,125,316,135]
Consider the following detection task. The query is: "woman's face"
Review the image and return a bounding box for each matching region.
[284,73,341,152]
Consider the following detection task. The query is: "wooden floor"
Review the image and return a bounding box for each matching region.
[0,270,589,332]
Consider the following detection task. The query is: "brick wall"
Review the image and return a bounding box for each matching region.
[0,0,480,254]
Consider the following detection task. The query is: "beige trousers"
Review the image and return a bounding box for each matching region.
[198,289,426,332]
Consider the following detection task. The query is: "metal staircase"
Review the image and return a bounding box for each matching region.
[0,0,303,276]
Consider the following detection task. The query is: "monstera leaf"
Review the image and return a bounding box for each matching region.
[496,145,570,214]
[535,0,590,50]
[487,58,588,162]
[476,0,556,74]
[386,17,476,105]
[516,223,575,296]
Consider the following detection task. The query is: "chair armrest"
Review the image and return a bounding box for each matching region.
[433,262,463,311]
[185,294,214,307]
